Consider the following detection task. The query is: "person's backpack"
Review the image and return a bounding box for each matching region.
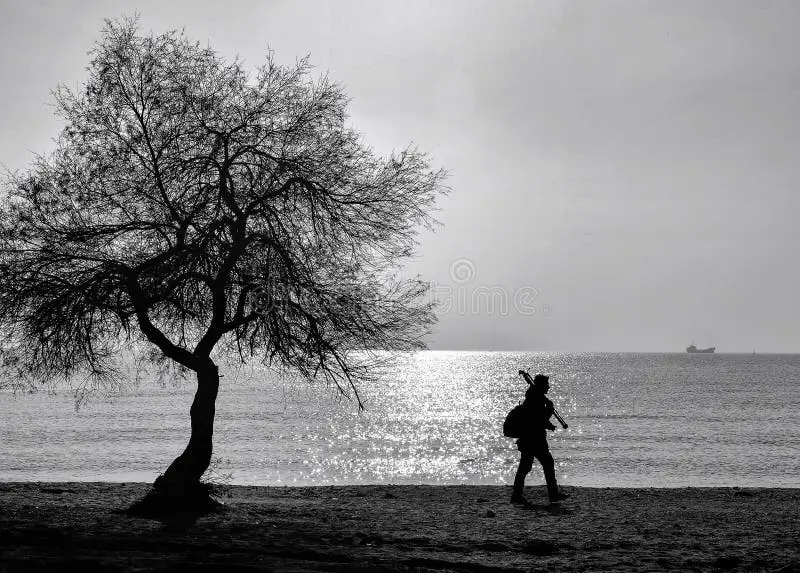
[503,403,526,438]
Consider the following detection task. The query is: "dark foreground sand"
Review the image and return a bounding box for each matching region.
[0,482,798,572]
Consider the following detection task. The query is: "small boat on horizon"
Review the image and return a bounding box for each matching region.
[686,344,715,354]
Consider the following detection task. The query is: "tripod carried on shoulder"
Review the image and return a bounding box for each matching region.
[518,369,569,430]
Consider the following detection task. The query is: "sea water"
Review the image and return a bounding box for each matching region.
[1,352,798,487]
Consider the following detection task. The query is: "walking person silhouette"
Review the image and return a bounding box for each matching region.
[511,371,570,505]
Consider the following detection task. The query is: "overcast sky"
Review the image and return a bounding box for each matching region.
[1,0,799,352]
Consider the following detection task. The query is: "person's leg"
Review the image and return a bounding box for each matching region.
[512,452,534,500]
[535,448,562,501]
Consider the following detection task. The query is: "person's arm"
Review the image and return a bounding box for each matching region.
[540,398,557,431]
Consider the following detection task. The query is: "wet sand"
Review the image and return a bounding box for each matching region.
[0,482,798,572]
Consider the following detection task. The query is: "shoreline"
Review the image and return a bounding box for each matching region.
[1,482,798,572]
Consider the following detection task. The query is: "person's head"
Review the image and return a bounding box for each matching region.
[525,374,550,398]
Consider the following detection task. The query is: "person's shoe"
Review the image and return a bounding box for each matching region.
[510,493,531,506]
[548,491,570,503]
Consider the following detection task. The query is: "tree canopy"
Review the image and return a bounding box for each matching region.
[0,16,448,406]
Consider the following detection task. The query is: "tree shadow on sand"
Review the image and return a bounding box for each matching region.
[122,482,226,531]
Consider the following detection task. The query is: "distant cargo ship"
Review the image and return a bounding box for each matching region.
[686,344,715,354]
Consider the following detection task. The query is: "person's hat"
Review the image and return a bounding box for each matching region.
[533,374,550,386]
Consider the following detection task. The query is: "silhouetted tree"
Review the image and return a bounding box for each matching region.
[0,17,447,505]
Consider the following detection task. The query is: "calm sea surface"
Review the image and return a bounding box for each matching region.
[1,352,798,488]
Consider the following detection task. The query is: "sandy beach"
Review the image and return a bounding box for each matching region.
[0,482,798,572]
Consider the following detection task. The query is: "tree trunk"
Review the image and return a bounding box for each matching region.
[154,361,220,494]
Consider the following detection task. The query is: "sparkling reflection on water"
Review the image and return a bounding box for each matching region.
[1,351,798,487]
